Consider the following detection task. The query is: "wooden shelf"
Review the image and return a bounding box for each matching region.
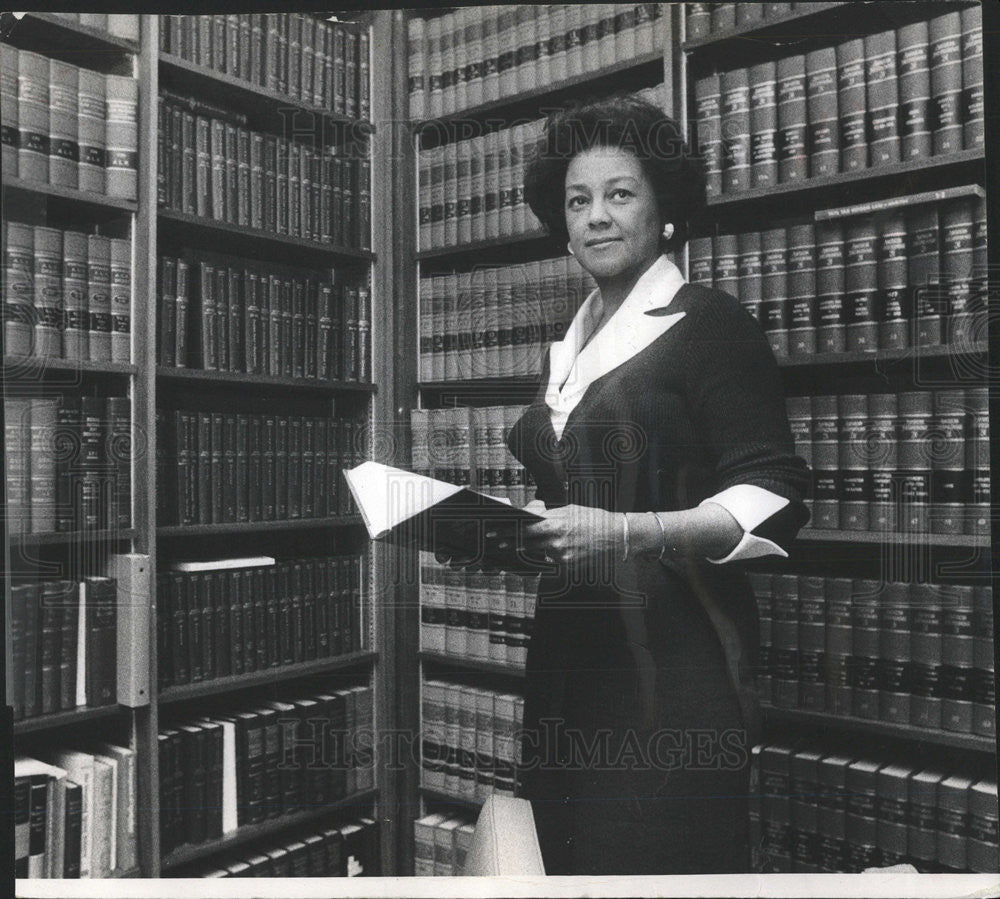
[158,789,379,873]
[158,516,364,538]
[157,366,377,395]
[13,704,125,736]
[417,228,556,263]
[10,528,137,546]
[763,706,996,755]
[158,208,374,266]
[415,50,664,147]
[159,52,373,138]
[3,176,139,215]
[3,356,138,382]
[419,651,526,679]
[7,12,138,56]
[682,1,974,54]
[698,150,985,219]
[159,651,378,705]
[419,786,484,809]
[776,341,989,370]
[798,529,988,549]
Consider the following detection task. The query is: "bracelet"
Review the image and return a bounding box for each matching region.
[649,511,668,561]
[620,512,630,563]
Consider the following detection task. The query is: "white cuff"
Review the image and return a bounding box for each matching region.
[698,484,791,564]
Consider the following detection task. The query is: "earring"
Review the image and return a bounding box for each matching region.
[662,223,675,241]
[566,242,574,256]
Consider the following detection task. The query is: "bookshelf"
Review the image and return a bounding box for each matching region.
[4,11,389,882]
[680,0,994,875]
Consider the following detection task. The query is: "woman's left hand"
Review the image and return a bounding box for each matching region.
[522,503,622,567]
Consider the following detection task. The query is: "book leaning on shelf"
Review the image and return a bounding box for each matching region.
[343,461,547,573]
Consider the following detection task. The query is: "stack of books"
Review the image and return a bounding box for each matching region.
[413,811,476,876]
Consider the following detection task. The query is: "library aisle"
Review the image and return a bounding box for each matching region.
[3,4,997,885]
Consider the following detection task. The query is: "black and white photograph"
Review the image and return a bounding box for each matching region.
[2,4,998,897]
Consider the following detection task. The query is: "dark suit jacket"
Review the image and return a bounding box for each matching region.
[506,281,811,738]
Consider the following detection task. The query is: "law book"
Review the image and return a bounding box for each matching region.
[776,54,807,183]
[836,39,867,172]
[78,396,107,531]
[77,66,106,194]
[4,221,35,358]
[105,74,138,199]
[759,228,787,355]
[62,780,83,878]
[844,217,878,352]
[38,581,63,715]
[84,576,117,707]
[786,224,816,355]
[910,583,943,729]
[864,30,901,167]
[685,3,711,41]
[972,586,994,738]
[159,256,177,366]
[250,414,265,522]
[10,583,36,720]
[898,22,932,161]
[941,585,974,734]
[48,59,78,189]
[1,44,18,178]
[805,47,838,178]
[42,751,92,878]
[17,50,49,183]
[87,235,112,362]
[720,68,750,193]
[748,61,778,190]
[961,6,984,151]
[838,394,869,530]
[27,397,56,534]
[929,11,963,156]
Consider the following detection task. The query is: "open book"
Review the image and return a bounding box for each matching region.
[343,462,549,572]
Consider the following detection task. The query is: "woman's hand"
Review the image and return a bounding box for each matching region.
[522,503,622,567]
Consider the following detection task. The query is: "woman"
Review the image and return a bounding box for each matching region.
[447,96,810,874]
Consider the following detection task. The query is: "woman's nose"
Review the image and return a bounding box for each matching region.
[588,198,611,225]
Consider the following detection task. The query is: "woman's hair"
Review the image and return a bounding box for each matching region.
[523,95,705,252]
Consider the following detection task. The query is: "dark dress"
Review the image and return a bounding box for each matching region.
[505,283,811,875]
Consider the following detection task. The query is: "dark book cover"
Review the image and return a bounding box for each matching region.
[200,573,215,682]
[176,411,194,526]
[877,210,910,349]
[898,391,933,534]
[62,779,83,878]
[84,576,117,707]
[797,577,825,712]
[865,30,900,167]
[929,11,963,155]
[314,419,328,518]
[290,562,305,663]
[288,417,303,519]
[168,574,189,685]
[78,394,107,532]
[247,413,263,522]
[38,581,64,714]
[289,142,301,238]
[199,719,224,839]
[156,575,171,690]
[211,572,230,678]
[321,826,346,876]
[962,6,984,150]
[748,61,777,190]
[805,47,838,178]
[243,268,261,374]
[281,278,294,377]
[234,710,266,825]
[13,776,28,876]
[250,131,264,231]
[850,579,881,720]
[267,275,282,375]
[786,224,816,356]
[941,585,974,733]
[236,414,250,522]
[278,564,294,666]
[302,560,317,661]
[898,22,932,161]
[263,133,277,233]
[328,559,343,656]
[168,105,183,209]
[314,561,330,658]
[836,39,867,171]
[824,578,853,716]
[845,759,881,870]
[159,256,178,366]
[186,575,204,683]
[196,412,212,524]
[357,285,371,382]
[302,418,315,518]
[241,569,257,674]
[196,260,218,370]
[224,122,239,225]
[237,126,251,228]
[214,263,230,373]
[61,229,89,362]
[844,217,878,352]
[292,276,306,378]
[157,98,167,205]
[106,396,131,530]
[265,567,280,667]
[317,282,334,380]
[275,416,289,520]
[776,55,807,183]
[54,397,81,532]
[54,580,80,710]
[180,110,195,214]
[222,413,237,523]
[178,723,208,844]
[260,414,276,521]
[210,117,226,220]
[253,568,268,671]
[838,394,870,530]
[157,731,174,854]
[228,572,244,677]
[27,774,48,877]
[175,257,190,367]
[759,227,788,356]
[341,556,355,653]
[878,582,912,725]
[228,266,243,373]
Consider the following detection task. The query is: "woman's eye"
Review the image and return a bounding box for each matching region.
[611,189,632,200]
[567,196,587,209]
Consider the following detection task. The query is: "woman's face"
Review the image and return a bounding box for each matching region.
[564,146,662,285]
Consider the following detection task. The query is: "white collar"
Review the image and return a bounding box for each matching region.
[545,255,688,438]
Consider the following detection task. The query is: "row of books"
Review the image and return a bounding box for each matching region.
[155,410,365,526]
[418,257,596,382]
[15,743,136,879]
[156,554,367,690]
[158,91,372,250]
[1,47,138,197]
[408,4,666,120]
[45,13,140,40]
[410,406,534,509]
[156,252,370,382]
[420,553,539,668]
[421,680,524,802]
[5,396,131,536]
[418,120,543,250]
[413,811,475,877]
[690,191,988,354]
[9,576,117,722]
[158,684,374,855]
[3,222,131,364]
[787,389,990,536]
[685,2,800,39]
[694,9,983,196]
[751,742,998,873]
[160,15,371,119]
[188,817,380,878]
[752,574,994,738]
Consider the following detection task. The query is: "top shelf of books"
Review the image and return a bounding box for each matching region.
[6,13,139,58]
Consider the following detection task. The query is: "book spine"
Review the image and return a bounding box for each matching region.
[786,224,816,356]
[878,210,910,350]
[248,414,263,522]
[810,395,839,529]
[749,62,778,190]
[87,235,112,362]
[962,6,984,150]
[48,59,78,189]
[166,578,187,686]
[898,22,932,161]
[180,111,195,213]
[106,396,131,529]
[79,396,106,531]
[759,228,788,356]
[28,397,57,534]
[175,258,190,367]
[105,75,138,199]
[1,45,18,179]
[865,31,901,167]
[4,222,35,358]
[805,47,838,178]
[109,238,130,364]
[197,412,212,524]
[908,206,943,347]
[838,395,870,531]
[222,413,237,523]
[837,39,868,172]
[929,12,963,155]
[227,267,242,373]
[776,55,807,183]
[844,218,878,352]
[18,50,49,183]
[85,577,117,706]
